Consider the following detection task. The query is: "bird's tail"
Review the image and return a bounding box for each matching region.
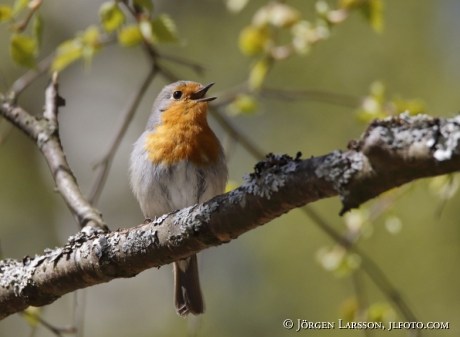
[174,254,205,316]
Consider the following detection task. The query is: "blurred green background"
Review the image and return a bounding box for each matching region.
[1,0,460,336]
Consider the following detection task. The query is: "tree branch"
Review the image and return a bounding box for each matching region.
[9,52,55,97]
[0,75,107,231]
[88,65,158,206]
[1,113,460,319]
[342,114,460,213]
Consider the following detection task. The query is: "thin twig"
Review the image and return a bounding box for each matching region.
[222,131,238,162]
[209,105,265,160]
[155,63,179,83]
[434,174,456,218]
[260,87,361,108]
[157,52,207,75]
[302,206,420,327]
[210,82,250,108]
[121,0,138,17]
[9,53,55,97]
[20,311,76,337]
[351,271,372,337]
[15,0,42,33]
[73,289,86,337]
[88,65,158,205]
[212,84,361,109]
[360,258,420,334]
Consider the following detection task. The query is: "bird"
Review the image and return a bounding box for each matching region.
[129,81,228,316]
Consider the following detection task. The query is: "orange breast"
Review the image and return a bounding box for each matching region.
[145,101,221,166]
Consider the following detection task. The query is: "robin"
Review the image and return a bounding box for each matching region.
[129,81,228,316]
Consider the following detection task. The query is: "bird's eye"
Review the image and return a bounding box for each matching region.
[172,91,183,100]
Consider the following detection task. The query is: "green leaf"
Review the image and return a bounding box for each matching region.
[81,25,101,46]
[82,45,97,69]
[360,0,384,33]
[0,6,12,22]
[81,26,101,68]
[10,34,37,69]
[22,307,41,327]
[133,0,153,13]
[12,0,28,17]
[51,25,102,72]
[248,58,269,90]
[83,26,102,69]
[227,94,259,116]
[51,39,83,72]
[33,14,44,47]
[151,14,178,43]
[118,24,143,47]
[239,25,269,56]
[99,1,125,33]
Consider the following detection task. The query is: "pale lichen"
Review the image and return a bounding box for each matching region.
[93,236,108,259]
[227,189,244,204]
[433,115,460,161]
[121,228,157,254]
[241,153,300,199]
[0,259,36,296]
[367,112,460,162]
[168,201,220,240]
[315,150,364,197]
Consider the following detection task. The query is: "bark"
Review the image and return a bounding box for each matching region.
[1,113,460,320]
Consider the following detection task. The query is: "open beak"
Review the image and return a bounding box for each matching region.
[191,82,217,102]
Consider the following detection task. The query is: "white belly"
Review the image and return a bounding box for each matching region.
[129,132,227,218]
